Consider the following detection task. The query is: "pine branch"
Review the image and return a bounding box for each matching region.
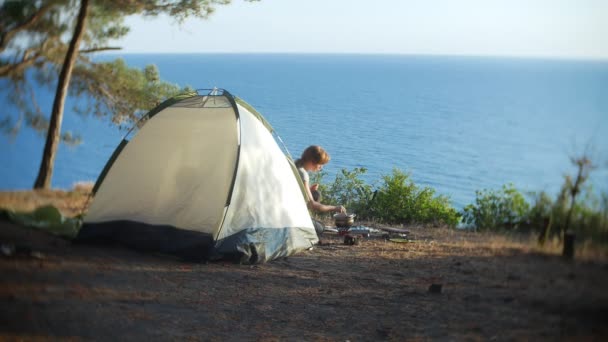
[0,1,57,52]
[0,39,54,77]
[0,51,42,77]
[79,46,122,54]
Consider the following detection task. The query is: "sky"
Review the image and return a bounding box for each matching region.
[118,0,607,59]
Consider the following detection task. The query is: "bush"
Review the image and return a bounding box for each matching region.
[528,191,553,228]
[461,184,530,231]
[312,168,460,227]
[319,167,375,218]
[462,181,608,244]
[545,183,608,243]
[369,169,460,226]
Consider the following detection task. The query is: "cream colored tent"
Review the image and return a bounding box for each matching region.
[77,89,317,263]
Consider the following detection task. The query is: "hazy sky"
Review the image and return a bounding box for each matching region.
[117,0,608,59]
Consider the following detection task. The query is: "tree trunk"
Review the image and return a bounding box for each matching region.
[33,0,90,189]
[563,232,576,259]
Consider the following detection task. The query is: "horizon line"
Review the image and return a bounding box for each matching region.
[98,51,608,62]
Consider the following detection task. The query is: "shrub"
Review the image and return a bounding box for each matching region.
[312,168,460,227]
[528,154,608,243]
[368,169,460,227]
[527,190,554,243]
[528,191,553,228]
[462,180,608,244]
[546,183,608,243]
[322,167,375,218]
[461,184,530,231]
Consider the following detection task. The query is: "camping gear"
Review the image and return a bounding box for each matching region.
[76,89,318,264]
[1,206,82,239]
[376,226,409,235]
[334,213,356,228]
[323,227,339,234]
[348,226,370,237]
[337,228,350,236]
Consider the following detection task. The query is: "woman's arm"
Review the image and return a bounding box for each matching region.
[303,180,345,213]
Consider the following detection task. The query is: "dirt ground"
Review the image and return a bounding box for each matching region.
[1,190,608,341]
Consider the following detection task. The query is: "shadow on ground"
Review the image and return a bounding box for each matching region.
[1,219,608,341]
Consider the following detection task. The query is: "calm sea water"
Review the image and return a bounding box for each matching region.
[1,54,607,209]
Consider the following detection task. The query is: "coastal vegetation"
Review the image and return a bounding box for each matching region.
[312,158,608,249]
[312,167,461,227]
[463,155,607,247]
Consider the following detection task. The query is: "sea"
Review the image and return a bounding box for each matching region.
[1,54,607,210]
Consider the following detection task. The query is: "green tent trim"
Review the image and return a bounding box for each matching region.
[234,96,274,133]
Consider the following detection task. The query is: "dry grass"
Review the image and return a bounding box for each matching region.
[0,185,92,217]
[1,188,606,261]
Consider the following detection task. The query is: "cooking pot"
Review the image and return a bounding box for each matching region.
[333,213,356,228]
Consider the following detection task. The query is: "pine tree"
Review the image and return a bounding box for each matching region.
[0,0,240,188]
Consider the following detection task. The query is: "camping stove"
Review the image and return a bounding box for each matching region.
[337,226,370,238]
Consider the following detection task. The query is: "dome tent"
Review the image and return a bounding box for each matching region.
[77,89,318,263]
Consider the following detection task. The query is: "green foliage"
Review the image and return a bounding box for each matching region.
[318,167,374,218]
[462,181,608,244]
[1,0,243,188]
[370,169,460,227]
[532,155,607,244]
[537,185,608,243]
[70,59,184,128]
[462,184,530,231]
[528,190,555,245]
[313,168,460,227]
[0,0,237,141]
[527,190,553,230]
